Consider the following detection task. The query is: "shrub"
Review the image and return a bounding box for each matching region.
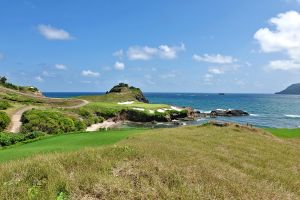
[0,132,45,147]
[75,109,104,126]
[0,133,25,147]
[0,111,10,131]
[21,109,85,134]
[0,100,11,110]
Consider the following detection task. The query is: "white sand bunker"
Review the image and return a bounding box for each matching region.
[171,106,183,111]
[157,106,184,113]
[133,108,145,111]
[86,120,119,131]
[118,101,134,105]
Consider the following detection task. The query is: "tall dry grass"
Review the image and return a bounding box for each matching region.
[0,124,299,199]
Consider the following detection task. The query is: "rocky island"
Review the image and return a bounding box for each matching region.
[276,83,300,95]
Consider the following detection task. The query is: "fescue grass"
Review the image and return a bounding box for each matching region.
[266,128,300,138]
[0,125,299,199]
[0,129,145,163]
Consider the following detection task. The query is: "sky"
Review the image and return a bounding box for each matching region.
[0,0,300,93]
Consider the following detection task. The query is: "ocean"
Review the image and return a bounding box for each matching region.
[43,92,300,128]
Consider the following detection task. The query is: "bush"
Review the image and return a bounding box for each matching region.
[0,133,25,146]
[75,109,104,126]
[0,111,10,131]
[0,100,11,110]
[0,132,45,147]
[21,109,85,134]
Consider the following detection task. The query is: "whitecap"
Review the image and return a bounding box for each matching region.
[250,114,260,117]
[285,114,300,118]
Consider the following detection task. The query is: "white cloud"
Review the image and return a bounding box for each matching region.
[55,64,67,70]
[254,11,300,70]
[193,54,236,64]
[113,49,124,59]
[267,60,300,70]
[35,76,44,82]
[81,70,100,77]
[208,68,225,74]
[42,71,55,77]
[114,62,125,70]
[127,43,185,60]
[204,73,213,83]
[38,24,73,40]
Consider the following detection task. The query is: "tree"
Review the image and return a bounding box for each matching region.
[0,76,7,84]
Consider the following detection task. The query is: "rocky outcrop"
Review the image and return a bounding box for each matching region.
[210,109,249,117]
[108,83,149,103]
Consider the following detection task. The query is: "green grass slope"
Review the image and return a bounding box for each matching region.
[0,125,299,199]
[266,128,300,138]
[0,129,145,163]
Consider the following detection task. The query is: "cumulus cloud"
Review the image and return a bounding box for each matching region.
[114,62,125,70]
[267,60,300,70]
[254,11,300,70]
[81,70,100,77]
[127,43,185,60]
[208,68,225,74]
[113,49,124,59]
[55,64,67,70]
[38,24,73,40]
[35,76,44,82]
[193,54,236,64]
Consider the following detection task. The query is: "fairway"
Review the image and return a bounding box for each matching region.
[0,129,145,162]
[266,128,300,138]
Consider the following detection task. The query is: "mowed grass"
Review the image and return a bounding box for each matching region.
[266,128,300,138]
[0,129,145,163]
[83,101,170,116]
[0,125,299,199]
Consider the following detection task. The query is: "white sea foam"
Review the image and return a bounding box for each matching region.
[250,114,260,117]
[285,114,300,118]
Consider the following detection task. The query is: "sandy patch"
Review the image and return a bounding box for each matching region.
[118,101,134,105]
[86,120,120,131]
[171,106,183,111]
[133,108,145,111]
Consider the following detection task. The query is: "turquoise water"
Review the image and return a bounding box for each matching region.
[44,92,300,128]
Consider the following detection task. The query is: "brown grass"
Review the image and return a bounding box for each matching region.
[0,124,299,199]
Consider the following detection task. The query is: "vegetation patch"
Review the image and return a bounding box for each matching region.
[0,132,45,147]
[0,111,10,131]
[21,109,86,134]
[0,100,11,110]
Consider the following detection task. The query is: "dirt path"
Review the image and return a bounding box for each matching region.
[7,99,89,133]
[86,120,121,132]
[62,99,89,109]
[7,106,34,133]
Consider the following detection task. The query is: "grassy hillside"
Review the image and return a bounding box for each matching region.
[0,129,145,163]
[0,124,299,199]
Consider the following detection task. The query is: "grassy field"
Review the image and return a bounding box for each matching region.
[0,124,299,199]
[266,128,300,138]
[0,129,145,163]
[84,101,169,114]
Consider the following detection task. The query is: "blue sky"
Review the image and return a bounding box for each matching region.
[0,0,300,93]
